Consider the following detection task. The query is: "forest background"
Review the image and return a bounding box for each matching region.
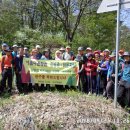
[0,0,130,52]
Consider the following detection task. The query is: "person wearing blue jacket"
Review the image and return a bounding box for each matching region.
[97,53,109,96]
[106,52,116,99]
[15,48,24,93]
[117,52,130,107]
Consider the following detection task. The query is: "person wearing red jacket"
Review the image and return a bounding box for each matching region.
[84,53,97,94]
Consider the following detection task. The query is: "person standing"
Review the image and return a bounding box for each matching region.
[103,49,110,61]
[106,52,116,99]
[41,49,50,60]
[75,47,87,92]
[84,53,97,94]
[35,45,42,59]
[63,46,75,60]
[0,48,15,94]
[55,50,63,60]
[30,49,38,60]
[94,51,101,95]
[41,49,51,91]
[24,47,30,58]
[86,47,92,57]
[1,43,8,56]
[97,53,109,96]
[15,48,24,93]
[59,47,65,55]
[117,52,130,107]
[12,44,18,57]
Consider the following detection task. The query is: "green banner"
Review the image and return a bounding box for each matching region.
[21,58,79,86]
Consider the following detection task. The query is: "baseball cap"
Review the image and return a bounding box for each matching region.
[12,44,18,48]
[78,47,84,51]
[4,47,13,52]
[24,47,28,50]
[59,47,65,51]
[86,47,92,51]
[36,45,41,49]
[104,49,110,53]
[2,43,7,47]
[66,46,71,49]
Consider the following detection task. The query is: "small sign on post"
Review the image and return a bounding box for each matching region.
[97,0,130,13]
[97,0,130,108]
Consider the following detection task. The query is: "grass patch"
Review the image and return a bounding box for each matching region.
[0,93,13,107]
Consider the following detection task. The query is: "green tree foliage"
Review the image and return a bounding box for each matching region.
[14,26,67,49]
[0,0,20,43]
[73,12,116,51]
[120,25,130,51]
[0,0,130,52]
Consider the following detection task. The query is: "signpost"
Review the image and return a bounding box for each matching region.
[97,0,130,108]
[97,0,130,13]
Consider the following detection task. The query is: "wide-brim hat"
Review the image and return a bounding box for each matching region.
[123,52,130,57]
[12,44,18,48]
[104,49,110,53]
[44,48,49,52]
[110,52,116,57]
[66,46,71,49]
[59,47,65,51]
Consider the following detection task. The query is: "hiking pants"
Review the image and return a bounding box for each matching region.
[106,80,114,99]
[1,68,13,93]
[15,72,22,92]
[86,75,96,93]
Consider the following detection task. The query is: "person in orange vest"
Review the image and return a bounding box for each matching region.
[0,47,15,94]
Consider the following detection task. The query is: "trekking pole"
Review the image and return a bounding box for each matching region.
[97,72,100,95]
[90,70,92,94]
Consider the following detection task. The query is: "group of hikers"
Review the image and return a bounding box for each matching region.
[0,43,130,107]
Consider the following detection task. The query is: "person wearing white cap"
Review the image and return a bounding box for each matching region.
[35,45,42,59]
[12,44,18,57]
[104,49,110,61]
[59,47,65,54]
[86,47,92,56]
[24,47,30,58]
[62,46,75,60]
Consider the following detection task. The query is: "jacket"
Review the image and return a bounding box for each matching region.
[120,62,130,84]
[84,59,97,76]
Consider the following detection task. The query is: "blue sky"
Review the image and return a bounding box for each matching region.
[121,9,130,28]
